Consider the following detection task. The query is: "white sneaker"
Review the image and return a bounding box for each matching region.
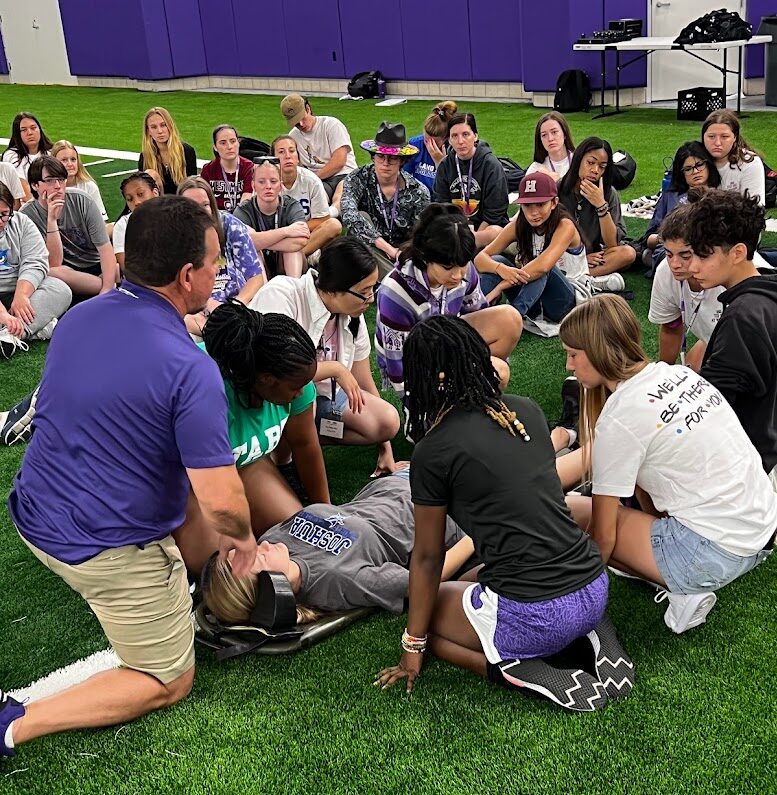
[655,590,717,634]
[307,249,321,267]
[590,273,626,293]
[0,327,29,359]
[328,205,340,219]
[31,317,57,341]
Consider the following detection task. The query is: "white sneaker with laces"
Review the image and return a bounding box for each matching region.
[31,317,57,341]
[590,273,626,293]
[0,327,29,359]
[655,590,717,634]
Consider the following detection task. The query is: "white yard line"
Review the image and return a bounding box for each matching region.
[101,169,140,179]
[82,158,114,167]
[10,649,119,703]
[0,138,208,168]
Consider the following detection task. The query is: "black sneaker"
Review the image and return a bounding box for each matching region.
[555,376,580,450]
[489,657,608,712]
[0,689,25,758]
[1,386,39,446]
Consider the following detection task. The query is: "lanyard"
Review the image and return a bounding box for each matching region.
[455,156,474,208]
[548,152,573,173]
[679,286,704,366]
[317,317,340,406]
[220,161,240,210]
[255,201,280,233]
[376,180,400,237]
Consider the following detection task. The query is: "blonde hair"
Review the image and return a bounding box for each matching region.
[203,557,324,626]
[177,175,225,250]
[141,107,186,187]
[424,100,458,138]
[559,295,650,475]
[51,139,93,184]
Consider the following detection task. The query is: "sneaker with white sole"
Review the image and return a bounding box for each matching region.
[489,657,609,712]
[585,614,635,699]
[590,273,626,293]
[31,317,57,341]
[1,386,39,446]
[655,590,718,634]
[0,328,29,359]
[0,689,26,758]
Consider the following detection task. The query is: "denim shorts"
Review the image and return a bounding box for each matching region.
[314,388,349,433]
[651,516,772,595]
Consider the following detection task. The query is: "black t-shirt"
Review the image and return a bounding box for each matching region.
[137,141,198,195]
[410,394,604,602]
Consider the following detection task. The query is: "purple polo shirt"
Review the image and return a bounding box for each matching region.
[8,281,234,564]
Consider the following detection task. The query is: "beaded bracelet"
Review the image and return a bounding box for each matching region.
[401,628,427,654]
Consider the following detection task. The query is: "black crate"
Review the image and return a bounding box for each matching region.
[677,87,725,121]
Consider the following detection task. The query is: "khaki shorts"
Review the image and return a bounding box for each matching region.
[19,533,194,684]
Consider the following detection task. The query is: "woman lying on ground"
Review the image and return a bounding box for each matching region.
[173,301,329,575]
[561,295,777,634]
[202,469,474,622]
[375,316,632,712]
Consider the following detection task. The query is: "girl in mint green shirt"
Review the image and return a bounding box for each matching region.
[176,301,329,575]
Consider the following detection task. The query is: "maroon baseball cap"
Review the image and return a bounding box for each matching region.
[517,171,558,203]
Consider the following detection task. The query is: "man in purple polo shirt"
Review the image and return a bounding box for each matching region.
[0,196,257,758]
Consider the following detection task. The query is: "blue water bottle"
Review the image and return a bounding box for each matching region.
[661,156,673,193]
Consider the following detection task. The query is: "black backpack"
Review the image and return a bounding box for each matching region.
[347,70,383,99]
[238,136,270,160]
[496,156,526,192]
[611,150,638,191]
[764,162,777,209]
[554,70,592,113]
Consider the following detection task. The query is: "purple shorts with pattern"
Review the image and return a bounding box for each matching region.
[463,572,609,662]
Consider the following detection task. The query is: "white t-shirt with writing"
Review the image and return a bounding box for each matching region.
[593,361,777,556]
[282,167,330,220]
[290,116,357,176]
[717,154,765,205]
[648,260,724,343]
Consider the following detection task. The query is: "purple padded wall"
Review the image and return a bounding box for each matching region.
[747,0,773,78]
[58,0,155,78]
[286,0,345,78]
[604,0,647,88]
[400,0,472,81]
[468,0,521,81]
[339,0,405,80]
[233,0,289,76]
[0,27,7,74]
[520,0,603,91]
[164,0,207,76]
[137,0,174,78]
[197,0,239,75]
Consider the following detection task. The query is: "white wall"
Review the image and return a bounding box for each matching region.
[0,0,76,85]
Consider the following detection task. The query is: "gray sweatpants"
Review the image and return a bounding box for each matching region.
[1,276,72,338]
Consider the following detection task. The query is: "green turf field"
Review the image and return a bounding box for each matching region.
[0,86,775,793]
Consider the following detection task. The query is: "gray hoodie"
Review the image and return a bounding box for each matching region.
[0,212,49,294]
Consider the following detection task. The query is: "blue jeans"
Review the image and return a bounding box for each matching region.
[479,256,575,322]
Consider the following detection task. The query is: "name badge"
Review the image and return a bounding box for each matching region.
[319,418,344,439]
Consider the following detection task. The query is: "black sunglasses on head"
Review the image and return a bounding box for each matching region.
[253,156,280,166]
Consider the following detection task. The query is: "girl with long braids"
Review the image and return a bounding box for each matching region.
[376,316,631,712]
[173,301,329,575]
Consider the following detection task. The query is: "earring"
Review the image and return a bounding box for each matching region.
[438,371,445,393]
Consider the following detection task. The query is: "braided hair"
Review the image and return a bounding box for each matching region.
[404,315,516,442]
[202,299,317,409]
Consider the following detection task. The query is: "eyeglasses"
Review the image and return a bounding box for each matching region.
[253,156,280,166]
[681,161,707,175]
[0,211,12,221]
[41,176,67,185]
[345,284,380,302]
[374,154,402,164]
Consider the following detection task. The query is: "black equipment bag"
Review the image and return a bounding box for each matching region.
[238,136,270,160]
[611,150,637,191]
[764,162,777,209]
[347,70,383,99]
[497,156,526,192]
[553,70,592,113]
[675,9,752,45]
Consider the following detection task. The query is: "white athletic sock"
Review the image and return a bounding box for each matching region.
[4,721,15,749]
[565,428,578,448]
